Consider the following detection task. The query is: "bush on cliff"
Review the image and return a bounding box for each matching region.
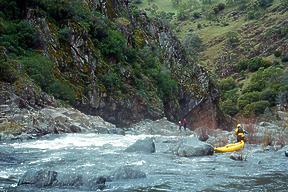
[100,30,127,61]
[0,20,37,55]
[21,54,75,103]
[242,100,270,116]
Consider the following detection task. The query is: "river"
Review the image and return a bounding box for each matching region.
[0,133,287,191]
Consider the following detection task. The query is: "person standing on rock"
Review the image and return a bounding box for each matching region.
[178,119,183,131]
[183,118,187,131]
[179,118,187,131]
[234,124,248,142]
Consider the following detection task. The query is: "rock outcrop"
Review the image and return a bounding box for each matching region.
[0,84,118,140]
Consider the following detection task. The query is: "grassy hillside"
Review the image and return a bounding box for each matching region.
[134,0,288,119]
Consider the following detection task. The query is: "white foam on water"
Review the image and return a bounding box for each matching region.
[9,133,150,150]
[127,160,146,166]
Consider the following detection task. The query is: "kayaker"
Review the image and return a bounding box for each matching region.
[234,124,248,142]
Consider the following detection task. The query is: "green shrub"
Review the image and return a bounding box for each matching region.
[238,91,261,103]
[274,50,282,57]
[0,59,18,82]
[280,0,288,6]
[213,3,225,14]
[22,54,55,89]
[236,57,271,72]
[29,0,92,27]
[100,72,122,92]
[0,20,37,55]
[192,12,201,19]
[156,72,178,99]
[260,88,277,105]
[218,77,236,91]
[0,0,20,19]
[220,99,239,116]
[48,80,76,103]
[237,99,250,110]
[257,0,273,8]
[100,30,127,60]
[243,80,266,93]
[249,58,271,72]
[243,100,270,116]
[226,31,239,47]
[59,27,72,42]
[246,10,262,20]
[223,88,239,102]
[236,59,248,71]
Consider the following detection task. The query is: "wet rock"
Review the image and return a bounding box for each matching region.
[124,137,155,153]
[94,176,106,190]
[230,154,244,161]
[111,166,146,180]
[69,124,82,133]
[174,136,214,157]
[18,170,57,187]
[86,176,107,190]
[54,173,83,187]
[285,151,288,157]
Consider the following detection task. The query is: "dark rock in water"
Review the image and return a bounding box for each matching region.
[111,166,146,180]
[230,154,244,161]
[124,137,155,153]
[87,176,106,190]
[174,137,214,157]
[18,170,57,187]
[69,124,82,133]
[285,151,288,157]
[53,173,83,187]
[95,176,106,190]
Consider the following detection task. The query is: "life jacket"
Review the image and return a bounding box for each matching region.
[237,127,244,134]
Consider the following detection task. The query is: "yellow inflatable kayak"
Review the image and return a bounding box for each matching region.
[214,140,244,153]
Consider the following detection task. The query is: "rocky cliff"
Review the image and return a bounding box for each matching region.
[0,0,227,129]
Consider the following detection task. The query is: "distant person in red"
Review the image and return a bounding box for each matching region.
[178,118,187,131]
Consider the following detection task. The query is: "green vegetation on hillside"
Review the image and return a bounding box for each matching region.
[0,0,179,110]
[134,0,288,118]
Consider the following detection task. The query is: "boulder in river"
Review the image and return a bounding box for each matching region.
[230,153,245,161]
[110,166,146,180]
[53,173,83,187]
[18,170,57,187]
[87,176,106,190]
[174,137,214,157]
[285,151,288,157]
[124,137,155,153]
